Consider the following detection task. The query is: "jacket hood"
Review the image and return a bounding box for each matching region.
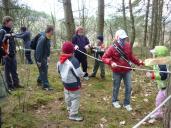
[59,54,73,64]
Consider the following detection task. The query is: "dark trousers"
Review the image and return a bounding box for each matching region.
[37,60,49,88]
[92,60,105,78]
[4,56,19,88]
[25,51,33,64]
[75,53,88,76]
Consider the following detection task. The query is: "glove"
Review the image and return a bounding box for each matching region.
[139,59,144,66]
[111,62,117,68]
[85,45,90,50]
[74,45,79,50]
[93,49,97,52]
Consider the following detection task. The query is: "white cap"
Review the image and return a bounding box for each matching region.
[114,29,128,40]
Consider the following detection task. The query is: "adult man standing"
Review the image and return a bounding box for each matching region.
[16,26,33,64]
[35,25,54,91]
[0,16,20,90]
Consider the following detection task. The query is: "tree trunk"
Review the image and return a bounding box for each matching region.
[152,0,159,48]
[164,65,171,128]
[63,0,75,41]
[109,22,113,39]
[81,0,85,28]
[51,12,57,46]
[161,20,165,45]
[122,0,127,33]
[97,0,104,36]
[2,0,10,15]
[129,0,136,46]
[158,0,164,45]
[143,0,150,47]
[149,0,155,48]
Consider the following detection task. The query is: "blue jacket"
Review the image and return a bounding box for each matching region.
[16,31,31,49]
[35,35,51,63]
[72,34,89,53]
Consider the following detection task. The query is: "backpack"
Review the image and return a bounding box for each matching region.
[30,33,42,50]
[0,29,8,56]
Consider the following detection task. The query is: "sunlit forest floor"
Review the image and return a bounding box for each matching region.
[1,49,163,128]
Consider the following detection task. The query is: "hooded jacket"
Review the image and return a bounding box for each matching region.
[57,54,85,91]
[102,42,141,73]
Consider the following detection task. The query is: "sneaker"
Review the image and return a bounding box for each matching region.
[112,101,121,108]
[124,105,133,111]
[42,86,53,91]
[83,76,89,80]
[148,118,156,124]
[69,114,84,121]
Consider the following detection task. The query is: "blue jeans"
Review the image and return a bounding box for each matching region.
[112,71,132,106]
[37,59,49,88]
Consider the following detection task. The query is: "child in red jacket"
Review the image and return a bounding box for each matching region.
[102,29,143,111]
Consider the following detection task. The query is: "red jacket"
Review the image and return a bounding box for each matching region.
[102,42,141,73]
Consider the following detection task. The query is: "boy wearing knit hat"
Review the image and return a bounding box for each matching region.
[57,41,85,121]
[90,35,105,79]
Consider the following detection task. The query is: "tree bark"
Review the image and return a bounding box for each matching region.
[51,12,57,47]
[2,0,10,15]
[158,0,164,45]
[63,0,75,41]
[122,0,127,33]
[81,0,85,28]
[129,0,136,46]
[149,0,155,48]
[164,65,171,128]
[143,0,150,47]
[151,0,160,48]
[97,0,104,36]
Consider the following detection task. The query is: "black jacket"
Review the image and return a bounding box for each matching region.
[0,26,16,58]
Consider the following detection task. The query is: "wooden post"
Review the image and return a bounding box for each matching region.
[164,65,171,128]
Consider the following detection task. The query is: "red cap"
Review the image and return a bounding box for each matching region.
[62,41,74,54]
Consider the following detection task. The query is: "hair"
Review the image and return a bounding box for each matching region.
[20,26,27,32]
[75,26,84,33]
[45,25,54,33]
[2,16,13,25]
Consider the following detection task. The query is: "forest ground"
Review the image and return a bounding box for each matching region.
[1,49,164,128]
